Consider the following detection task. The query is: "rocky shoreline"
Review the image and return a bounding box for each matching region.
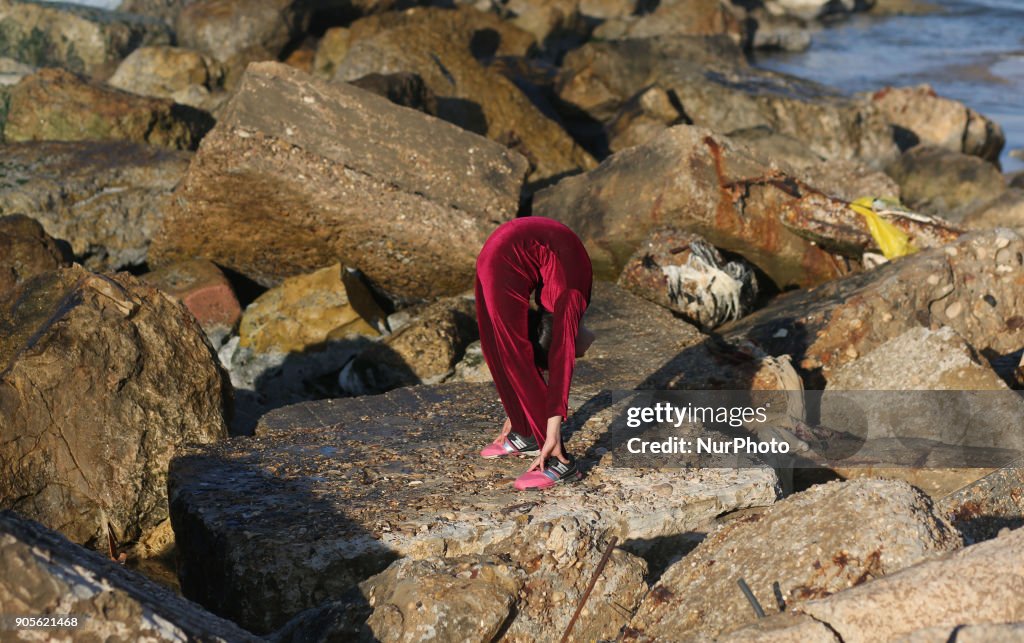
[2,0,1024,640]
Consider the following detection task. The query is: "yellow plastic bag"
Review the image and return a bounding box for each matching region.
[849,197,918,259]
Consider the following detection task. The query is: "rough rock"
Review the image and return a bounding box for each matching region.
[312,26,350,78]
[0,511,260,642]
[626,479,961,641]
[557,36,898,167]
[869,84,1006,162]
[167,282,779,632]
[360,520,646,643]
[533,125,853,288]
[886,145,1007,221]
[108,45,228,112]
[141,258,241,346]
[0,0,171,80]
[0,213,70,293]
[718,612,841,642]
[898,623,1024,643]
[0,141,191,271]
[0,265,229,549]
[792,526,1024,641]
[617,227,758,329]
[341,295,477,394]
[766,0,874,20]
[720,229,1024,387]
[335,9,594,186]
[175,0,308,88]
[0,54,31,84]
[593,0,744,42]
[239,263,379,355]
[150,62,527,299]
[827,326,1009,391]
[348,71,437,115]
[939,463,1024,544]
[964,188,1024,231]
[1,67,214,150]
[604,84,687,154]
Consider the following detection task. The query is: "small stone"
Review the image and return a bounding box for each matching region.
[945,301,963,319]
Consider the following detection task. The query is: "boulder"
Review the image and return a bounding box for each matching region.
[593,0,744,42]
[340,295,477,394]
[450,340,492,383]
[617,228,758,330]
[108,45,228,112]
[556,36,898,167]
[224,262,381,434]
[1,68,214,150]
[0,54,31,84]
[150,62,528,299]
[720,229,1024,387]
[0,265,230,549]
[117,0,196,22]
[238,263,379,355]
[604,84,687,154]
[533,125,853,288]
[792,526,1024,641]
[167,282,780,632]
[766,0,873,21]
[0,141,191,271]
[0,511,260,642]
[868,84,1006,162]
[964,188,1024,231]
[0,0,171,80]
[0,213,70,293]
[175,0,308,88]
[886,145,1007,221]
[717,613,840,643]
[334,8,595,186]
[141,258,242,346]
[626,479,961,641]
[312,26,350,78]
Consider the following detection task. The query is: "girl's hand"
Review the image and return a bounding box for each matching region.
[497,417,512,442]
[527,416,564,471]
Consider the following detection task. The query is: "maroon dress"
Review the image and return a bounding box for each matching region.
[474,216,593,446]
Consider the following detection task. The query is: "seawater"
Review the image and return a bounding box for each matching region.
[756,0,1024,172]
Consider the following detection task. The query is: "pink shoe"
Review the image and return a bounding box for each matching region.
[514,457,581,490]
[480,432,540,459]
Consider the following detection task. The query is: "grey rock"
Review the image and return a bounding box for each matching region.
[0,141,191,271]
[0,510,260,642]
[627,479,961,641]
[939,463,1024,544]
[964,188,1024,231]
[886,145,1007,222]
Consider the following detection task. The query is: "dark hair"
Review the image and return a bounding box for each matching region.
[528,308,554,369]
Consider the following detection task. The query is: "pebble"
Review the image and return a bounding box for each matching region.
[945,301,963,319]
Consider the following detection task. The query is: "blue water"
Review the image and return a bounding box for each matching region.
[755,0,1024,172]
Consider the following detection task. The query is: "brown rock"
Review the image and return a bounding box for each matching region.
[0,0,171,80]
[141,258,241,344]
[335,8,594,186]
[593,0,744,41]
[166,283,778,633]
[239,263,379,355]
[0,510,260,642]
[0,140,191,271]
[1,67,214,150]
[0,213,69,293]
[312,26,350,78]
[341,295,477,393]
[605,84,686,153]
[150,62,527,298]
[869,84,1006,162]
[887,145,1007,221]
[721,229,1024,386]
[533,125,851,288]
[939,463,1024,544]
[717,613,841,643]
[795,526,1024,641]
[348,71,437,115]
[108,45,227,112]
[0,265,230,549]
[627,479,961,641]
